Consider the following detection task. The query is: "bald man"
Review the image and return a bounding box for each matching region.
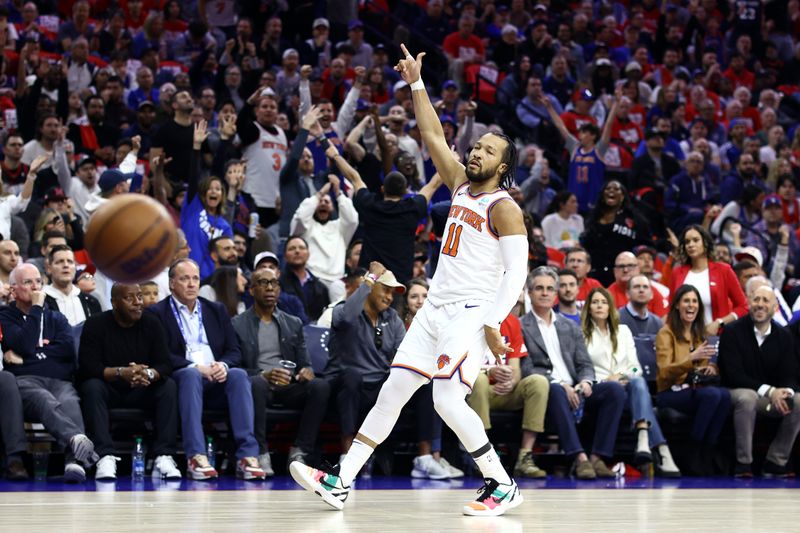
[720,279,800,478]
[607,252,668,317]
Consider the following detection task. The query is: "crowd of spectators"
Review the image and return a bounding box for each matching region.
[1,0,800,482]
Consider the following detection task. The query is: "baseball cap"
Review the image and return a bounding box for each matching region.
[98,168,134,192]
[312,18,329,29]
[533,3,548,11]
[762,193,782,210]
[645,127,666,140]
[625,61,642,73]
[348,20,364,31]
[393,80,409,93]
[734,246,764,267]
[253,251,279,270]
[76,154,96,168]
[728,118,747,131]
[577,88,594,101]
[374,270,406,294]
[595,58,612,67]
[440,114,457,127]
[137,100,156,110]
[44,187,67,204]
[356,98,370,111]
[633,245,657,258]
[442,79,458,91]
[501,24,518,35]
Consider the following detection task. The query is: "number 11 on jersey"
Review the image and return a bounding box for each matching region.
[442,223,463,257]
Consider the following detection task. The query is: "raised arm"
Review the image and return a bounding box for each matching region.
[344,115,370,163]
[396,44,464,190]
[326,143,365,192]
[599,87,622,148]
[537,93,571,141]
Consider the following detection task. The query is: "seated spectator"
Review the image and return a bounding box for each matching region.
[252,252,309,325]
[0,153,44,242]
[629,128,682,212]
[618,275,664,336]
[555,268,581,323]
[42,245,101,325]
[582,288,680,477]
[0,239,20,288]
[146,258,265,481]
[199,265,246,317]
[564,247,603,308]
[541,191,583,250]
[655,284,731,475]
[719,153,767,207]
[400,278,428,331]
[291,175,359,302]
[633,245,670,298]
[710,183,765,240]
[0,263,99,482]
[67,95,121,166]
[127,67,159,111]
[232,267,331,475]
[519,267,626,479]
[608,251,669,318]
[670,225,748,336]
[664,151,719,232]
[745,194,799,279]
[442,14,485,93]
[280,236,330,323]
[721,280,800,478]
[468,313,550,478]
[0,368,28,479]
[580,181,651,286]
[140,280,160,308]
[323,262,406,456]
[79,283,180,481]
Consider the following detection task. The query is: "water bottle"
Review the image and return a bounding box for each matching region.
[132,437,145,479]
[206,436,215,468]
[573,387,585,424]
[248,213,259,239]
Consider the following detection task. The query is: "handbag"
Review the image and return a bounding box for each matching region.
[686,368,720,389]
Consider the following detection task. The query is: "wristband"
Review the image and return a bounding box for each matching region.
[410,79,425,91]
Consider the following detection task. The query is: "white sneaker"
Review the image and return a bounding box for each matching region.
[437,457,465,478]
[258,453,275,477]
[64,462,86,483]
[152,455,182,480]
[95,455,120,481]
[411,454,450,480]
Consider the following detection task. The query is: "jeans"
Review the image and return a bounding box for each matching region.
[625,376,666,447]
[0,371,27,458]
[657,386,731,444]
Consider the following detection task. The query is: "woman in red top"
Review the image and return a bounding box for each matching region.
[669,225,748,336]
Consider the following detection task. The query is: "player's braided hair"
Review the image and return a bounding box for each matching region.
[488,131,517,190]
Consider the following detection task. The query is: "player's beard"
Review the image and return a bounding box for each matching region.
[465,161,497,183]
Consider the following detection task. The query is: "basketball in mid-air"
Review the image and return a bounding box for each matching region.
[85,194,178,283]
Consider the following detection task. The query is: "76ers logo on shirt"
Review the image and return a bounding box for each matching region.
[437,354,451,370]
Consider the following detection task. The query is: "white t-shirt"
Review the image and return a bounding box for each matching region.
[683,268,713,324]
[541,212,584,250]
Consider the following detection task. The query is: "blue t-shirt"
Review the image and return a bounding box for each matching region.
[180,194,233,279]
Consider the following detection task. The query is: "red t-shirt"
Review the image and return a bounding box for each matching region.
[442,32,484,63]
[610,117,643,153]
[607,280,669,318]
[723,67,755,91]
[489,314,528,366]
[576,277,603,306]
[560,111,597,136]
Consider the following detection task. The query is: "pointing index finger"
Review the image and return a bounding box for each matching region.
[400,43,411,58]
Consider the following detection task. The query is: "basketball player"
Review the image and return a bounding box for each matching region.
[290,44,528,517]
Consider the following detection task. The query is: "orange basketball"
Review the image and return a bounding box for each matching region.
[85,194,178,283]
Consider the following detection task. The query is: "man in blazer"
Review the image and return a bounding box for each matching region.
[147,258,265,481]
[519,266,626,480]
[232,267,330,474]
[719,276,800,478]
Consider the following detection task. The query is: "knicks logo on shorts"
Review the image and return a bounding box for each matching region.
[437,354,451,370]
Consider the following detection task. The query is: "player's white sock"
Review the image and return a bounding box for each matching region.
[339,439,373,486]
[472,443,512,485]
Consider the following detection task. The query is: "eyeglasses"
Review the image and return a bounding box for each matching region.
[78,274,94,281]
[48,216,62,225]
[614,264,638,270]
[374,326,383,350]
[254,279,280,288]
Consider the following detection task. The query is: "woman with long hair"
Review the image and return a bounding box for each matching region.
[367,66,389,104]
[402,278,428,330]
[581,180,650,286]
[670,225,747,336]
[200,266,246,317]
[541,191,583,250]
[655,284,731,475]
[181,120,233,279]
[582,288,680,476]
[775,174,800,229]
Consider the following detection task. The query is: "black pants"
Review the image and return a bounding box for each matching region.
[80,378,179,457]
[0,370,27,458]
[250,374,331,454]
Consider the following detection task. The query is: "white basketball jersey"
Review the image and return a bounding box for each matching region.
[242,122,287,208]
[427,182,513,306]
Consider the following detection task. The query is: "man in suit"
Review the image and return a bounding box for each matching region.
[232,267,330,475]
[519,266,626,480]
[147,258,265,481]
[719,277,800,478]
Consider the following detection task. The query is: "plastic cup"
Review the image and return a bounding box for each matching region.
[279,360,297,382]
[32,451,48,481]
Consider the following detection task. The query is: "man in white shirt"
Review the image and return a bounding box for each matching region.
[519,266,626,480]
[290,176,359,301]
[42,245,101,326]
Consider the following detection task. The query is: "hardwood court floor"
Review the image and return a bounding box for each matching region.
[0,482,798,533]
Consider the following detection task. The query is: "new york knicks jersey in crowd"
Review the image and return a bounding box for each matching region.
[569,146,605,212]
[427,181,512,306]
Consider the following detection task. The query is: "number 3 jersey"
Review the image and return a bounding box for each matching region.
[426,181,513,307]
[242,121,288,209]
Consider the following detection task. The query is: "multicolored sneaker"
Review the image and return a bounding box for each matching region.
[187,454,218,480]
[236,457,266,480]
[289,461,351,510]
[462,478,523,517]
